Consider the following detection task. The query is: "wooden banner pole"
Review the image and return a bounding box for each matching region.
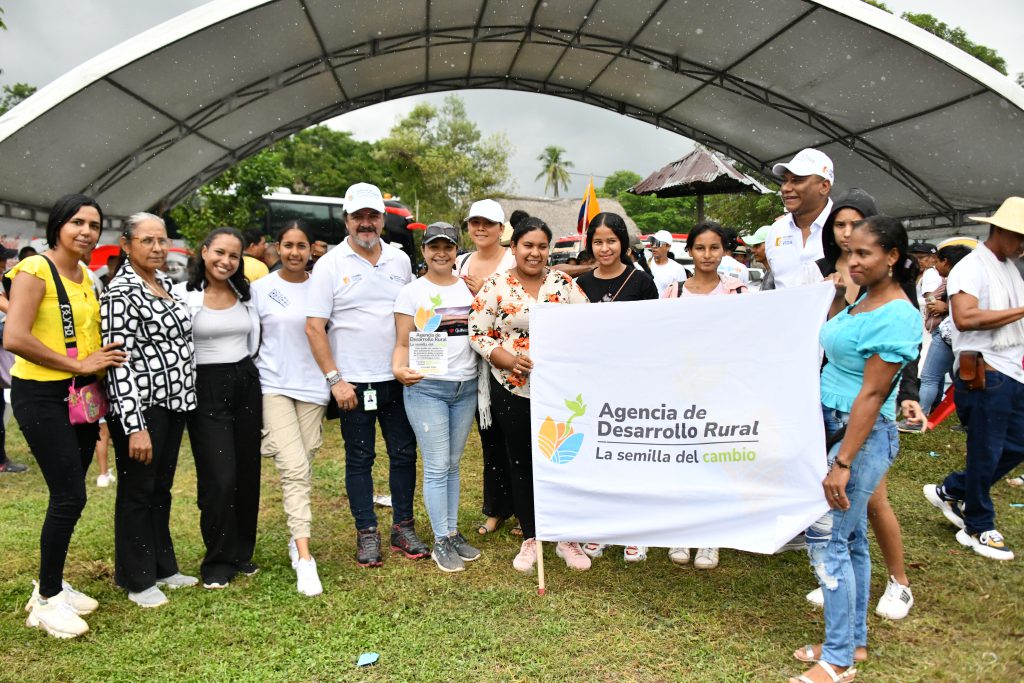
[536,540,546,595]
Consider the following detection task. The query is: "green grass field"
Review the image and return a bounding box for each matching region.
[1,419,1022,682]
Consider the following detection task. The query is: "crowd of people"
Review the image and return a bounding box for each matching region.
[3,152,1022,683]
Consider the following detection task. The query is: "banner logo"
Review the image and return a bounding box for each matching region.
[414,294,443,332]
[538,394,587,464]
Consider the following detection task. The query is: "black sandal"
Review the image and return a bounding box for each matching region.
[476,516,508,535]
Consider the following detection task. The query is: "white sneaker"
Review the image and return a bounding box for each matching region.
[555,542,592,571]
[288,538,299,569]
[128,585,169,609]
[581,542,606,558]
[96,472,115,488]
[295,557,323,597]
[25,580,98,616]
[806,587,824,607]
[693,547,719,570]
[668,547,691,565]
[874,575,913,619]
[624,546,648,563]
[956,528,1015,561]
[25,592,89,639]
[156,572,198,590]
[513,538,538,574]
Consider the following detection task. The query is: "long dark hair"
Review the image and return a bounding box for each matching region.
[185,227,251,301]
[46,194,103,248]
[853,215,918,302]
[511,217,552,245]
[685,220,729,252]
[585,212,631,266]
[275,219,313,244]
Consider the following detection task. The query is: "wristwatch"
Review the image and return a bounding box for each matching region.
[325,370,343,387]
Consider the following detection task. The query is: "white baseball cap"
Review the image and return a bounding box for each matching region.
[772,148,834,184]
[465,199,505,224]
[344,182,385,214]
[651,229,674,246]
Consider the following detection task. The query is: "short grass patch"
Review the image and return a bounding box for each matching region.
[1,420,1022,681]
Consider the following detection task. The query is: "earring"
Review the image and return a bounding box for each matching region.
[888,265,893,278]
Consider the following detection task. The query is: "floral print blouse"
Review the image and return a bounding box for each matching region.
[469,268,588,398]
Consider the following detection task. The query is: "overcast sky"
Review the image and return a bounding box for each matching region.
[1,0,1021,198]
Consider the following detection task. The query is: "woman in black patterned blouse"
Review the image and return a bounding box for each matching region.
[101,212,198,609]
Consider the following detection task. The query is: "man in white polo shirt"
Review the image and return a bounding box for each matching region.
[924,196,1024,561]
[305,182,429,567]
[765,148,834,288]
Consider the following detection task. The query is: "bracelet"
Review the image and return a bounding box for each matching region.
[325,370,343,387]
[832,458,851,470]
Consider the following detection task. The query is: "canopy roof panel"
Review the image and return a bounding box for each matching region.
[1,0,1022,224]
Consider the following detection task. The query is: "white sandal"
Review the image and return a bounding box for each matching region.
[790,661,857,683]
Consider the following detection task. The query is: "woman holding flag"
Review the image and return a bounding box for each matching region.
[469,217,589,574]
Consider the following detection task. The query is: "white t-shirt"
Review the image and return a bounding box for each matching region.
[916,267,942,308]
[306,238,412,383]
[947,245,1024,384]
[765,199,833,289]
[394,277,477,382]
[455,248,515,278]
[718,254,750,284]
[648,258,687,296]
[252,272,331,405]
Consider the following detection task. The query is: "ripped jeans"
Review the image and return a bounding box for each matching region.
[806,405,898,667]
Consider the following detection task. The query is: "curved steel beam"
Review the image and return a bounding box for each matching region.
[90,20,978,219]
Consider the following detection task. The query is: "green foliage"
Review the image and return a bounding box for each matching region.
[274,126,390,197]
[705,191,784,233]
[1016,72,1024,88]
[1,421,1023,681]
[376,95,512,224]
[169,149,290,248]
[901,12,1007,74]
[0,82,36,116]
[598,170,695,233]
[535,145,574,198]
[860,0,891,12]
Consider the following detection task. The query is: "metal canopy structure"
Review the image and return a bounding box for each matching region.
[1,0,1022,225]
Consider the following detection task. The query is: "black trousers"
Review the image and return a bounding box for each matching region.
[479,418,514,518]
[110,406,187,592]
[488,375,536,539]
[11,377,98,598]
[187,359,262,583]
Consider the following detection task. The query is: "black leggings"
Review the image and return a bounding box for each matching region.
[187,359,262,583]
[12,377,99,598]
[110,406,187,592]
[488,375,536,538]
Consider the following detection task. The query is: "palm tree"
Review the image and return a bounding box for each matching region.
[535,146,574,198]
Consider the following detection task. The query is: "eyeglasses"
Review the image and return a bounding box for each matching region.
[132,237,171,248]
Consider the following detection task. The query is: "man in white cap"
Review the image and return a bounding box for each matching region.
[764,148,834,288]
[743,225,775,291]
[305,182,429,567]
[924,196,1024,561]
[647,229,687,296]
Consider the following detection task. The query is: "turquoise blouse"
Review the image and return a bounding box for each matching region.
[820,298,921,420]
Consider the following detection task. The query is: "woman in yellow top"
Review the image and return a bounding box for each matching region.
[4,194,127,639]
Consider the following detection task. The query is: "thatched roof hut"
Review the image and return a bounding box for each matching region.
[494,196,642,241]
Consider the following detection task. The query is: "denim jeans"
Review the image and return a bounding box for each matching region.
[404,379,478,539]
[338,379,417,530]
[806,405,898,667]
[919,328,954,414]
[941,371,1024,534]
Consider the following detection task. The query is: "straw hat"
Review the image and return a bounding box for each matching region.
[970,196,1024,236]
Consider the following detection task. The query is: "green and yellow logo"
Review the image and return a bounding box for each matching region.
[414,294,443,332]
[538,394,587,465]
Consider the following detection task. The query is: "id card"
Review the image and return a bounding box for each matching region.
[363,389,377,411]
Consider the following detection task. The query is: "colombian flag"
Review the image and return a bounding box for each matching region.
[577,177,601,234]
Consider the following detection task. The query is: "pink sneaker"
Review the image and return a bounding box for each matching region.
[556,542,592,571]
[513,538,538,573]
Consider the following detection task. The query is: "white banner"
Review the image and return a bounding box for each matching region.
[530,283,834,554]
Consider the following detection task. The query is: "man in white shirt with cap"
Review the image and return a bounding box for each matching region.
[305,182,429,568]
[764,148,834,288]
[646,229,687,296]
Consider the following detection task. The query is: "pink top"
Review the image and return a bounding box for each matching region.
[664,275,746,298]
